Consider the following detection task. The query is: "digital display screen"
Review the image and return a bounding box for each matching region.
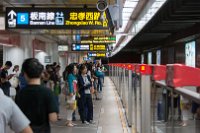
[81,36,116,44]
[88,52,106,57]
[141,54,144,64]
[185,41,196,67]
[148,52,152,64]
[156,50,161,65]
[72,43,106,51]
[58,45,68,51]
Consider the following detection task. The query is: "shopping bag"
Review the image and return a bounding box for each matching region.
[66,95,76,110]
[73,81,78,92]
[54,83,61,96]
[10,76,19,88]
[66,100,77,110]
[90,86,95,94]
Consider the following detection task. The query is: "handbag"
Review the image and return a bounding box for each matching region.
[66,95,76,110]
[66,100,77,110]
[53,83,61,96]
[10,75,19,88]
[90,86,95,94]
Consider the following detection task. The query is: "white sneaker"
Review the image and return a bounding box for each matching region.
[83,121,89,125]
[89,120,96,124]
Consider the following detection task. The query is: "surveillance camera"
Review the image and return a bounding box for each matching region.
[97,0,108,12]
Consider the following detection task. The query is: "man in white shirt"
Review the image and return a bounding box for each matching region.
[0,89,32,133]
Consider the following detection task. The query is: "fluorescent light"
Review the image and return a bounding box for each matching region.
[123,12,132,18]
[123,7,134,13]
[0,17,5,30]
[0,43,14,47]
[34,49,42,52]
[112,0,167,56]
[124,1,138,8]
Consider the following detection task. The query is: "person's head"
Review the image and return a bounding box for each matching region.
[67,63,77,75]
[97,64,101,70]
[79,64,87,75]
[4,61,12,70]
[13,65,19,72]
[87,64,92,72]
[47,66,53,73]
[45,64,50,70]
[0,72,7,83]
[22,58,44,81]
[55,65,61,72]
[53,62,57,67]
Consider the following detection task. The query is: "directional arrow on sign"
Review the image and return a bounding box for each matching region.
[8,10,16,19]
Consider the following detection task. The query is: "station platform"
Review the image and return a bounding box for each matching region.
[6,77,128,133]
[51,77,128,133]
[6,76,200,133]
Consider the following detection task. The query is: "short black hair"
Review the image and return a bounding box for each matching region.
[0,72,6,79]
[56,65,61,68]
[79,64,87,75]
[22,58,44,78]
[53,62,57,66]
[67,63,75,74]
[45,64,50,69]
[5,61,12,67]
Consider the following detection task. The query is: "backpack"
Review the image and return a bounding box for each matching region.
[53,83,61,96]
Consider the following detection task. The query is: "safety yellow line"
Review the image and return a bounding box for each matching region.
[113,87,129,133]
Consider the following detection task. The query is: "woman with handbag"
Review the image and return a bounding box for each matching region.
[179,96,191,126]
[10,65,20,98]
[77,64,95,124]
[66,64,78,127]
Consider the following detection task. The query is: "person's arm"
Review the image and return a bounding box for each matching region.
[7,74,15,80]
[77,76,85,92]
[84,76,92,88]
[10,99,32,133]
[49,80,55,91]
[20,127,33,133]
[67,74,74,95]
[47,90,58,122]
[49,112,57,122]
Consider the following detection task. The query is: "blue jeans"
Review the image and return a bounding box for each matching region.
[97,78,102,92]
[54,95,59,113]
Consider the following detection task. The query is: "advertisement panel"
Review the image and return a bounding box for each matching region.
[185,41,196,67]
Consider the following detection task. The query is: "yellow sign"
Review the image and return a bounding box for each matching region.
[81,36,116,44]
[66,11,108,28]
[93,44,106,51]
[97,53,106,57]
[90,44,94,51]
[69,12,100,21]
[88,52,106,57]
[6,8,112,30]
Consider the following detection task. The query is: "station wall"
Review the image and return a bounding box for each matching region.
[142,36,200,68]
[2,34,63,73]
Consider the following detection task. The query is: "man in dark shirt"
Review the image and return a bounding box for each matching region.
[16,58,58,133]
[0,61,12,96]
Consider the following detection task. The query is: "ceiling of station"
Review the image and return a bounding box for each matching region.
[120,0,200,52]
[2,0,115,7]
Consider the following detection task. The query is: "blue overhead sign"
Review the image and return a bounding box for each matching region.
[72,43,107,51]
[88,52,106,57]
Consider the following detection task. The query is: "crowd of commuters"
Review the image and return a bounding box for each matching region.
[0,58,107,132]
[62,61,107,127]
[0,57,200,132]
